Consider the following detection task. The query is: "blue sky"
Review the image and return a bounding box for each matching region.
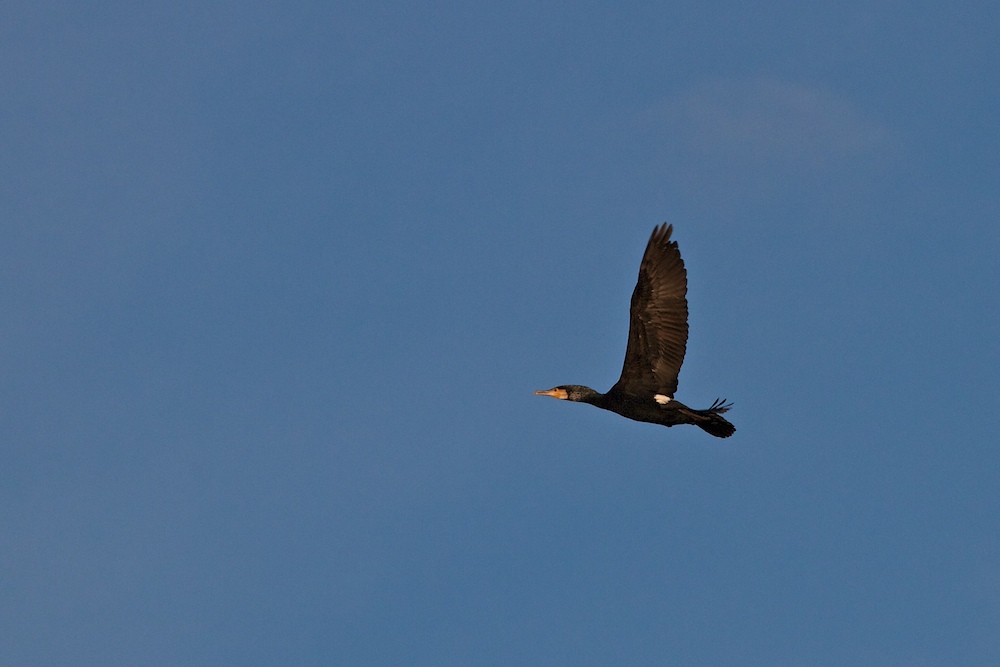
[3,1,999,664]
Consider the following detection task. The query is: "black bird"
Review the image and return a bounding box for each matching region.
[535,224,735,438]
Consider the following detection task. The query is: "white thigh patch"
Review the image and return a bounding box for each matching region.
[654,394,672,404]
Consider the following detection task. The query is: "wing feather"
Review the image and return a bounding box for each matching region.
[610,223,688,397]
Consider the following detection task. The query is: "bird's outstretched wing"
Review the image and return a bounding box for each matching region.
[609,223,688,398]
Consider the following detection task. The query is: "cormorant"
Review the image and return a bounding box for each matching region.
[535,224,735,438]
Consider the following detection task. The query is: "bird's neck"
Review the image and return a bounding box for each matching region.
[571,386,607,405]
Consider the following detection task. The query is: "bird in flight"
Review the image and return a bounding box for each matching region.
[535,223,735,438]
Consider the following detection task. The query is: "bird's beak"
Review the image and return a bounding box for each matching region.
[534,388,568,400]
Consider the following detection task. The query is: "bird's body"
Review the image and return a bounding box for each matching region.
[535,224,735,438]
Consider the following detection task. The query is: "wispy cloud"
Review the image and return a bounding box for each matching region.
[641,78,892,202]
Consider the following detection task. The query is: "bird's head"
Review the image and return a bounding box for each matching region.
[534,385,600,402]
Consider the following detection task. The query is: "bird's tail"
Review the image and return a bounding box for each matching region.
[695,398,735,438]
